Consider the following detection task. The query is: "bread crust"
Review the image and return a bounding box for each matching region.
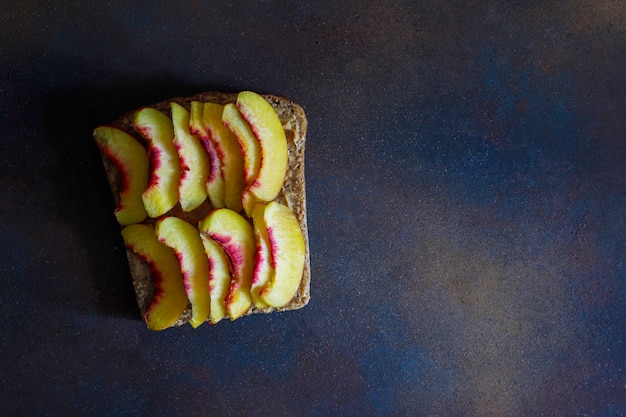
[99,91,309,326]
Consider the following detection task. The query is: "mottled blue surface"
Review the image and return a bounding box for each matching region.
[1,1,624,416]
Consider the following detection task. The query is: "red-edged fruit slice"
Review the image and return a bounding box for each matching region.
[121,224,188,331]
[202,102,245,212]
[171,102,210,212]
[250,202,273,308]
[93,126,149,225]
[222,102,261,189]
[133,107,181,217]
[155,216,211,328]
[200,234,233,324]
[260,201,305,308]
[198,208,255,320]
[236,91,288,202]
[189,101,225,208]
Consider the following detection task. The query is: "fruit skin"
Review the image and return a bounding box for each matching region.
[198,208,255,320]
[189,101,225,208]
[94,126,149,225]
[250,202,273,308]
[171,102,210,212]
[236,91,288,203]
[156,216,211,328]
[200,234,232,324]
[242,188,263,218]
[121,224,188,331]
[133,107,181,218]
[202,102,245,212]
[222,102,261,188]
[260,201,306,308]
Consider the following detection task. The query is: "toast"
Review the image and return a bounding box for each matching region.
[97,91,310,327]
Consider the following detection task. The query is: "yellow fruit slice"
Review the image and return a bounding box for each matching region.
[156,216,211,328]
[199,208,254,320]
[236,91,288,202]
[171,102,210,212]
[202,102,245,212]
[260,201,305,307]
[222,102,261,188]
[121,224,188,331]
[93,126,148,225]
[250,202,273,308]
[133,107,180,217]
[189,101,225,208]
[200,234,233,324]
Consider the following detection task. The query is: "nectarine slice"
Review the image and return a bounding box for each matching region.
[156,216,211,328]
[171,102,210,212]
[202,102,245,212]
[260,201,305,308]
[198,208,254,320]
[222,103,261,188]
[133,107,181,218]
[121,224,188,331]
[250,202,273,308]
[200,234,232,324]
[93,126,148,225]
[236,91,288,202]
[189,101,225,208]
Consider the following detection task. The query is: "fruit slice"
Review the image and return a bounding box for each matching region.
[260,201,306,308]
[222,102,261,187]
[121,224,188,331]
[189,101,225,208]
[250,202,273,308]
[198,208,255,320]
[133,107,181,217]
[93,126,149,225]
[236,91,288,202]
[155,217,211,328]
[171,102,210,212]
[202,102,245,212]
[200,234,233,324]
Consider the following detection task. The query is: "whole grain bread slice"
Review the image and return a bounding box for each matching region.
[98,91,310,327]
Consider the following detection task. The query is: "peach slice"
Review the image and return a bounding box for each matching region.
[200,234,232,324]
[260,201,305,308]
[189,101,225,208]
[250,202,273,308]
[236,91,288,202]
[202,102,245,212]
[155,216,211,328]
[198,208,254,320]
[133,107,181,218]
[171,102,210,212]
[93,126,149,225]
[222,102,261,188]
[121,224,188,331]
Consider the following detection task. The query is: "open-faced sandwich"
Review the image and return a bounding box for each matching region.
[93,91,309,330]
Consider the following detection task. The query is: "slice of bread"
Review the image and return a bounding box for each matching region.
[98,91,310,327]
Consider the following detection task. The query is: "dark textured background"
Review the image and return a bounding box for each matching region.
[1,1,624,416]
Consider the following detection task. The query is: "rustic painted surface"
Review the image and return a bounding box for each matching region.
[1,1,624,415]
